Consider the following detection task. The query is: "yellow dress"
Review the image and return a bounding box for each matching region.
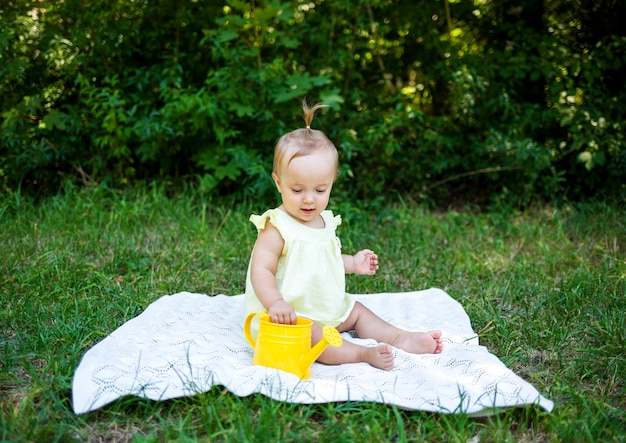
[244,208,356,327]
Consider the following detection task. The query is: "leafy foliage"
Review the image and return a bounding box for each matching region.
[1,0,625,204]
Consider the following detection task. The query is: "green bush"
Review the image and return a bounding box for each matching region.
[1,0,624,205]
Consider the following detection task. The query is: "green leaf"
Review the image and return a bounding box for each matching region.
[42,110,69,131]
[228,102,255,117]
[578,151,594,171]
[215,29,239,43]
[320,89,345,108]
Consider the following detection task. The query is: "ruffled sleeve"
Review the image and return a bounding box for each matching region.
[249,208,283,232]
[322,211,342,230]
[332,213,342,228]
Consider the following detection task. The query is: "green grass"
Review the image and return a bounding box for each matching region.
[1,185,625,442]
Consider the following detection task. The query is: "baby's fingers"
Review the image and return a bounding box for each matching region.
[274,313,296,324]
[270,308,296,324]
[368,253,379,272]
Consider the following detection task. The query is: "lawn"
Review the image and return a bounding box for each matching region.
[1,185,624,442]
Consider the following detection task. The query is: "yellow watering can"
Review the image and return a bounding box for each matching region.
[244,312,343,379]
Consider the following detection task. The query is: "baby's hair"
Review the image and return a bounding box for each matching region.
[273,100,339,180]
[302,101,328,129]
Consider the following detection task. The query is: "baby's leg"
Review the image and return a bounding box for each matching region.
[311,323,394,370]
[339,302,443,354]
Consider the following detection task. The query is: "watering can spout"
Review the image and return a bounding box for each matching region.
[299,325,343,376]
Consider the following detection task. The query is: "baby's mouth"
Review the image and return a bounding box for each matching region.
[302,208,315,215]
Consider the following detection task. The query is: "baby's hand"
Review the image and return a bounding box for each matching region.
[268,300,297,324]
[353,249,379,275]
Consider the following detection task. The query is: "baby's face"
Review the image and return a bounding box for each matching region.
[273,150,336,227]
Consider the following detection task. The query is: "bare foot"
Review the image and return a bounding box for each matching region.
[390,330,443,354]
[361,343,394,370]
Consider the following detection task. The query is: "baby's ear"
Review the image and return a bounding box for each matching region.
[271,172,282,193]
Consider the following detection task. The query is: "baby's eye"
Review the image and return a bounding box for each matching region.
[291,189,302,193]
[316,189,327,194]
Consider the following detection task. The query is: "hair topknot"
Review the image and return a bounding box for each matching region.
[272,99,339,180]
[302,100,329,129]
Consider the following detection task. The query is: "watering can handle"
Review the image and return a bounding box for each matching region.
[244,312,259,348]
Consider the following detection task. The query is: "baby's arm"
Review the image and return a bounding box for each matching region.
[343,249,379,275]
[249,223,296,324]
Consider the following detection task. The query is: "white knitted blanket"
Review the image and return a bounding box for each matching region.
[72,289,554,415]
